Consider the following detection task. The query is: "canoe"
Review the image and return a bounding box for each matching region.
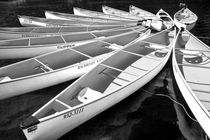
[172,29,210,138]
[0,25,146,59]
[156,9,174,30]
[20,28,175,140]
[174,8,198,30]
[139,9,174,31]
[18,15,137,27]
[0,27,150,100]
[0,25,129,40]
[102,5,143,20]
[45,10,137,24]
[72,7,175,31]
[129,5,159,20]
[73,7,139,21]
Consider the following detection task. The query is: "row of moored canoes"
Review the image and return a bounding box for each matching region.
[2,4,210,140]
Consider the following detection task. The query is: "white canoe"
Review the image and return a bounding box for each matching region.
[0,27,150,100]
[20,28,176,140]
[102,5,143,20]
[156,9,174,30]
[18,15,137,27]
[0,25,146,59]
[172,29,210,138]
[174,8,198,30]
[45,10,137,24]
[73,7,138,21]
[129,5,159,20]
[0,25,129,40]
[139,9,174,31]
[72,7,172,31]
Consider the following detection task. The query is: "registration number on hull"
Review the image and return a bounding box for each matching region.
[57,44,75,49]
[63,107,84,119]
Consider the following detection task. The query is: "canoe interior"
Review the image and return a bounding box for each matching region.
[28,27,61,33]
[0,27,139,47]
[175,30,210,113]
[0,31,142,82]
[33,30,173,120]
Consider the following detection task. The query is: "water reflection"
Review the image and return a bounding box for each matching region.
[168,69,206,140]
[0,0,26,7]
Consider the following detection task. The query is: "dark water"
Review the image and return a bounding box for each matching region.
[0,0,209,140]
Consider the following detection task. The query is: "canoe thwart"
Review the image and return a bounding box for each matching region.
[34,58,53,72]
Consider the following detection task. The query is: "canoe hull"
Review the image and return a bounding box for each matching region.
[0,32,49,40]
[0,40,96,59]
[172,31,210,137]
[19,15,137,27]
[22,48,171,140]
[45,11,69,20]
[173,53,210,138]
[0,54,109,100]
[19,16,59,27]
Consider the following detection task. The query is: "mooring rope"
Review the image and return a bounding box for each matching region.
[140,88,198,122]
[197,36,210,40]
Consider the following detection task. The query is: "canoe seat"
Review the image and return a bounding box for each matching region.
[184,56,202,64]
[77,87,102,103]
[0,76,11,83]
[181,50,203,64]
[154,51,167,57]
